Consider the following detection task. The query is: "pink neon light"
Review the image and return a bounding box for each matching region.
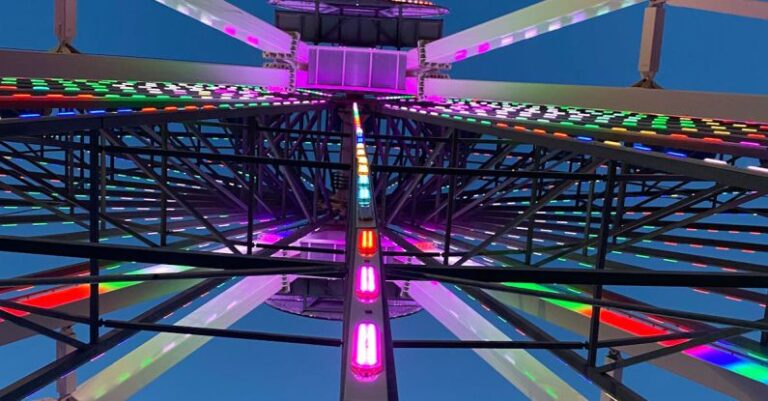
[477,42,491,54]
[524,28,538,39]
[355,264,379,302]
[351,322,382,380]
[246,35,260,46]
[223,26,237,36]
[454,49,468,61]
[572,11,587,24]
[500,35,515,46]
[258,232,282,244]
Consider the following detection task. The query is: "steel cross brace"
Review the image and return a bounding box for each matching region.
[453,158,604,265]
[99,129,242,254]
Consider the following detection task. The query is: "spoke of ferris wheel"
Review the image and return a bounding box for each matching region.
[667,0,768,20]
[153,0,309,62]
[71,274,294,401]
[70,221,321,400]
[408,0,644,67]
[422,78,768,124]
[0,49,291,87]
[397,280,587,401]
[483,288,768,400]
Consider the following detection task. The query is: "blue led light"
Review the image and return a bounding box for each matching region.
[117,109,133,113]
[56,111,76,116]
[577,136,592,142]
[666,151,687,158]
[88,110,106,115]
[19,113,41,118]
[633,144,652,151]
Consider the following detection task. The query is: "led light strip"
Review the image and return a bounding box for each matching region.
[396,279,587,400]
[346,102,387,388]
[401,227,768,385]
[383,103,768,176]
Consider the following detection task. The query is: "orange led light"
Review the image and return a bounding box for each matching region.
[358,229,377,257]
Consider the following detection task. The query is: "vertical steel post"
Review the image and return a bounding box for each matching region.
[53,0,78,53]
[634,1,666,88]
[247,117,256,255]
[443,129,458,265]
[160,124,169,247]
[587,161,617,366]
[582,179,596,257]
[88,130,100,344]
[525,147,541,265]
[56,326,77,400]
[599,349,624,401]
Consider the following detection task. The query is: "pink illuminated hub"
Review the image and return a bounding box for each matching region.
[355,264,379,303]
[351,322,383,380]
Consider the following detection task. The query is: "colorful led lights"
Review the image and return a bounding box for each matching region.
[355,264,379,303]
[351,322,383,380]
[358,229,377,257]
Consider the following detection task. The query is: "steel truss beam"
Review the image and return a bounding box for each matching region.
[71,222,322,401]
[153,0,308,60]
[668,0,768,20]
[407,0,643,67]
[379,107,768,192]
[464,288,647,401]
[385,266,768,288]
[423,78,768,123]
[0,50,290,88]
[385,229,588,400]
[0,235,336,270]
[0,279,225,400]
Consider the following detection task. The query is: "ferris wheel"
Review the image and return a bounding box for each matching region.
[0,0,767,400]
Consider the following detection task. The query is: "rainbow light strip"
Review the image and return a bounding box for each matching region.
[0,263,194,321]
[503,282,768,384]
[396,229,768,385]
[384,102,768,176]
[0,77,294,104]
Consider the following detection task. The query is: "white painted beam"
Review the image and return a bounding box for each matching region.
[668,0,768,20]
[71,275,293,401]
[154,0,308,62]
[488,289,768,400]
[397,281,587,401]
[0,50,290,88]
[409,0,644,67]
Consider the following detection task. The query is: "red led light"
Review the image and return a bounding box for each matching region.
[358,229,377,258]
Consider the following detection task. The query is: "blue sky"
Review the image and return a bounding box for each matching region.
[0,1,766,400]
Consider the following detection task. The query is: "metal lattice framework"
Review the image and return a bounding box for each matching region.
[1,0,768,400]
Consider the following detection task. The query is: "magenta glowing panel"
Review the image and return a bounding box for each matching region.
[304,46,410,94]
[355,264,379,303]
[351,322,383,381]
